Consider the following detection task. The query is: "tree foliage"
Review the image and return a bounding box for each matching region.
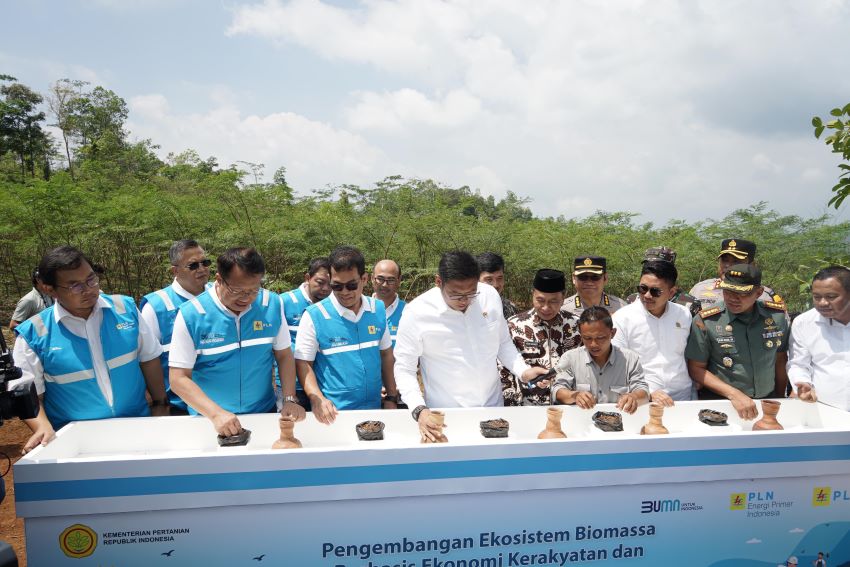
[813,103,850,208]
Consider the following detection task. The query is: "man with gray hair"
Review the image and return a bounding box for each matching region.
[140,239,212,413]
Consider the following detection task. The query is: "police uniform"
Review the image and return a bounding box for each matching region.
[689,238,783,309]
[685,265,789,399]
[563,255,626,317]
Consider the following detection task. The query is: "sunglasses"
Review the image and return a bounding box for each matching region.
[637,284,664,298]
[180,259,212,271]
[330,281,360,292]
[576,274,603,282]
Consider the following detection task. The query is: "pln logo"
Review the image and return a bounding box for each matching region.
[367,325,377,335]
[59,524,97,558]
[813,486,850,507]
[730,493,747,510]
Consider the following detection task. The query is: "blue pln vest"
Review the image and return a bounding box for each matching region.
[179,288,282,415]
[16,294,150,430]
[140,283,207,410]
[387,298,406,348]
[282,286,311,343]
[308,296,386,410]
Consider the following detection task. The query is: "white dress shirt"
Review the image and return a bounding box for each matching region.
[12,295,162,404]
[394,282,530,409]
[612,300,694,400]
[294,293,392,361]
[382,294,401,319]
[788,308,850,411]
[169,285,291,369]
[140,279,196,341]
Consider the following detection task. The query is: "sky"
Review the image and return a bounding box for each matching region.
[2,0,850,224]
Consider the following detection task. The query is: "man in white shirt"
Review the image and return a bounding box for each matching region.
[139,239,211,413]
[788,266,850,410]
[13,246,167,453]
[613,259,694,405]
[394,251,548,440]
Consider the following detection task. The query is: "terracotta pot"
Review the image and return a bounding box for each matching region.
[480,418,509,438]
[421,410,448,443]
[752,399,784,431]
[538,407,567,439]
[272,417,302,449]
[640,402,669,435]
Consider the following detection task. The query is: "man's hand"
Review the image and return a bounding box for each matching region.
[650,390,674,407]
[616,392,640,414]
[150,404,170,417]
[574,391,597,409]
[310,394,338,425]
[729,392,758,420]
[521,366,549,385]
[22,425,55,454]
[281,401,306,422]
[211,410,242,436]
[417,409,444,442]
[796,383,818,403]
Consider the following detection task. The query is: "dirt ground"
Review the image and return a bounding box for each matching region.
[0,418,28,566]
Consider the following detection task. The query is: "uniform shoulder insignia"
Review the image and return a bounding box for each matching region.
[763,301,785,311]
[772,294,783,303]
[699,306,722,319]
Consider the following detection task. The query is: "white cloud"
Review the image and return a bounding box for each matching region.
[126,94,392,190]
[746,538,762,544]
[788,527,805,533]
[347,88,482,133]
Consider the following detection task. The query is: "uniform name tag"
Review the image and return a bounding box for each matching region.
[715,336,735,344]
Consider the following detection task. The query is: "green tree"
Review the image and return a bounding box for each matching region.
[0,78,54,181]
[813,103,850,207]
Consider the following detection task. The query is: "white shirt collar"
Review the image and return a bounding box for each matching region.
[54,294,110,322]
[329,292,373,318]
[298,281,314,304]
[814,310,850,327]
[641,300,669,320]
[171,279,197,300]
[372,293,399,311]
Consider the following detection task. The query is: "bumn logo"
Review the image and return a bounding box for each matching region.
[641,499,681,514]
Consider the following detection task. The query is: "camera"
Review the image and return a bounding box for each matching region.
[0,332,38,426]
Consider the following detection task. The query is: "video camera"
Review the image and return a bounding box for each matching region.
[0,331,38,426]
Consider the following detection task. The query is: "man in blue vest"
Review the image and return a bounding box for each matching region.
[169,247,305,437]
[281,257,331,409]
[372,259,405,347]
[294,246,399,424]
[13,246,168,453]
[140,239,211,414]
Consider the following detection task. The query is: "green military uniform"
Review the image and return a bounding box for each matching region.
[685,277,788,399]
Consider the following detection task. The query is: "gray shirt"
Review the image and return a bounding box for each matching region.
[563,293,626,317]
[551,344,648,404]
[11,287,53,323]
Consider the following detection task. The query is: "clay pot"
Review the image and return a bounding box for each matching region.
[356,420,385,441]
[272,417,302,449]
[421,410,448,443]
[480,418,509,438]
[538,407,567,439]
[640,403,669,435]
[217,428,251,447]
[592,411,624,432]
[698,409,729,427]
[752,400,784,431]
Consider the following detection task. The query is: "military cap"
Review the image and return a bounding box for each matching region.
[573,256,606,275]
[717,238,756,261]
[533,268,566,293]
[643,246,677,264]
[719,263,762,293]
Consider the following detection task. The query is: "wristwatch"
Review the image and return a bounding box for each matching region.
[383,393,400,404]
[411,405,428,422]
[283,395,299,404]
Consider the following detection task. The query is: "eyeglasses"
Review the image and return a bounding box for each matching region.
[576,274,603,282]
[637,284,664,298]
[330,281,360,292]
[222,278,261,298]
[179,259,211,271]
[445,291,480,302]
[55,274,100,294]
[374,276,398,285]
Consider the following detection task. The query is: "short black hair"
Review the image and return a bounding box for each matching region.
[31,268,40,288]
[307,257,331,278]
[641,260,678,287]
[813,265,850,293]
[37,246,93,287]
[217,247,265,279]
[439,251,481,282]
[169,239,201,265]
[329,246,366,276]
[578,306,613,329]
[475,252,505,273]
